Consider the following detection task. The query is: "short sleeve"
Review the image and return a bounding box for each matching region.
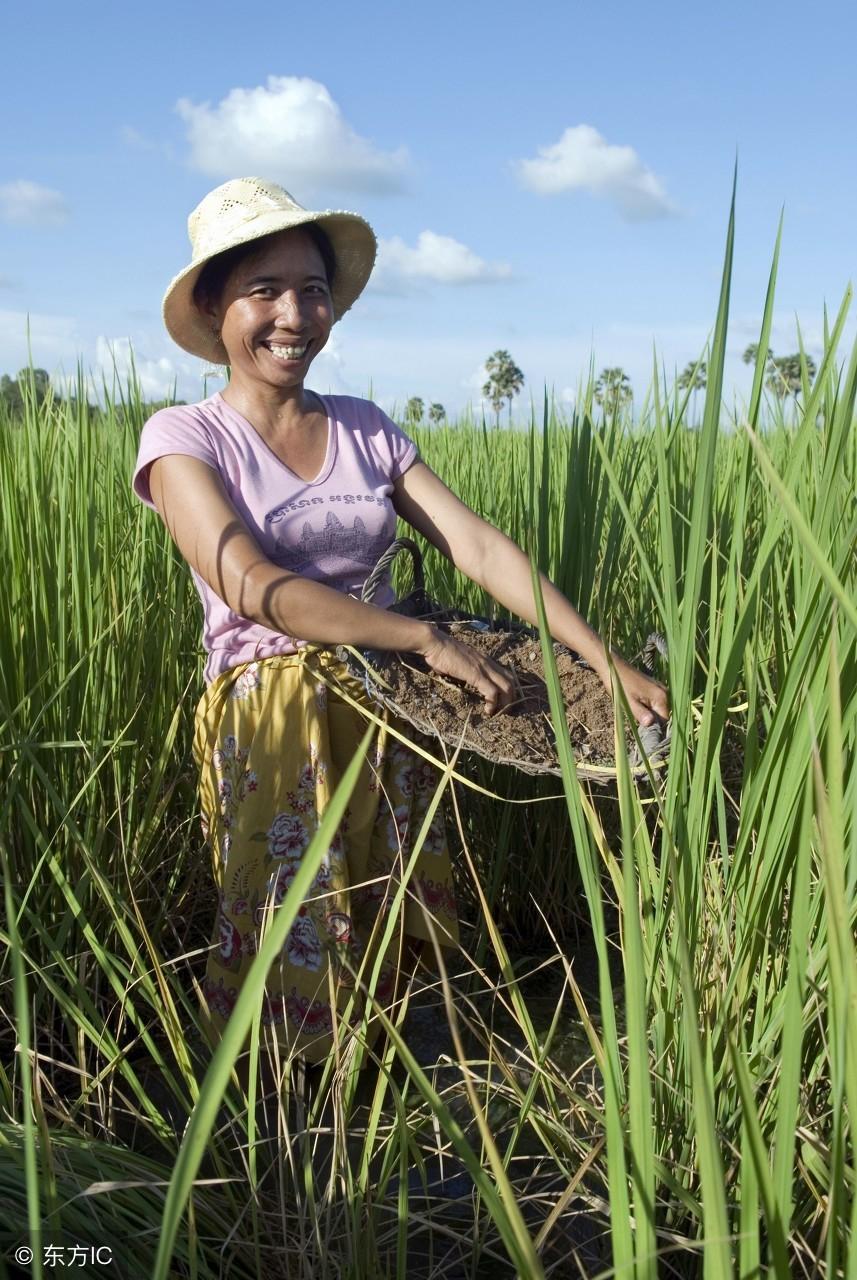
[375,406,419,480]
[132,405,221,510]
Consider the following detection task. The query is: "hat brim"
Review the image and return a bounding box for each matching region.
[162,207,377,365]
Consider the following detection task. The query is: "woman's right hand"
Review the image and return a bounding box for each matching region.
[417,626,517,716]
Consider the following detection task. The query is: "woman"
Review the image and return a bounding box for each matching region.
[132,177,668,1068]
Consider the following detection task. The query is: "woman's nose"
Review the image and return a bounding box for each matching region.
[273,291,306,329]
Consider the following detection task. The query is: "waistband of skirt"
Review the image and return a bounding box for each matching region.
[195,645,357,720]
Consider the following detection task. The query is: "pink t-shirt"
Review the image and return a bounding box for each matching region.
[132,391,418,686]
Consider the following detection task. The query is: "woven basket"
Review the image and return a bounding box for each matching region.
[335,539,670,785]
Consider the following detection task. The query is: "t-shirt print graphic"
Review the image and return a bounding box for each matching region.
[274,510,391,577]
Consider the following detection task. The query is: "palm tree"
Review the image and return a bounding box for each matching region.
[677,361,707,393]
[742,343,773,367]
[483,381,505,425]
[742,342,816,400]
[428,402,446,425]
[594,367,632,417]
[766,353,817,400]
[483,350,524,426]
[405,396,424,425]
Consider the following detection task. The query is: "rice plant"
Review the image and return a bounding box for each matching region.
[1,193,855,1276]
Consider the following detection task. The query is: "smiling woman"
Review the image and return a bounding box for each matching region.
[131,176,667,1080]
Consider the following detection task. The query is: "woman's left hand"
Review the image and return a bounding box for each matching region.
[604,656,670,728]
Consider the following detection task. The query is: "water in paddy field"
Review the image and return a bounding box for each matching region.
[188,951,614,1277]
[383,942,616,1275]
[403,940,613,1082]
[133,939,616,1275]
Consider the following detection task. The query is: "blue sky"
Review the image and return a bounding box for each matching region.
[2,0,856,415]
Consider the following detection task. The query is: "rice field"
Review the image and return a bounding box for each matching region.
[1,203,855,1277]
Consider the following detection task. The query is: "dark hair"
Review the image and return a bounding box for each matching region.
[193,222,337,312]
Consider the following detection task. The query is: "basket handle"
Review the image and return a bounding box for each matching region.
[631,630,669,764]
[361,537,425,604]
[642,631,668,676]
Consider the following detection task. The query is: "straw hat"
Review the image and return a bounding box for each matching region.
[162,177,377,365]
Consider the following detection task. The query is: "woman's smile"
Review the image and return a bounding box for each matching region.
[264,341,309,361]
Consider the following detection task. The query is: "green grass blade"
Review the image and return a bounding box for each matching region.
[527,535,633,1276]
[1,840,45,1279]
[614,682,657,1278]
[726,1032,791,1274]
[745,426,857,632]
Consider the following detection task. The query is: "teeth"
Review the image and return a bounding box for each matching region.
[267,343,307,360]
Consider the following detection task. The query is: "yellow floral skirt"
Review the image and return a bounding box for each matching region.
[191,647,459,1064]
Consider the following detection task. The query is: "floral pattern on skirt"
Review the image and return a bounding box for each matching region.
[192,648,459,1064]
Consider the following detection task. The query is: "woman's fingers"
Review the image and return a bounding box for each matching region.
[457,650,516,716]
[631,699,656,728]
[647,684,670,721]
[610,658,670,727]
[420,631,516,716]
[477,665,515,715]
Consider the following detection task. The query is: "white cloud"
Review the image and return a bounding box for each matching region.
[176,76,409,195]
[464,360,489,393]
[371,231,512,293]
[0,180,70,227]
[306,330,354,396]
[120,125,148,147]
[374,394,399,418]
[2,328,200,405]
[514,125,675,221]
[462,360,494,416]
[94,336,192,401]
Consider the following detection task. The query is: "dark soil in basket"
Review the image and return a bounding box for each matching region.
[371,625,632,769]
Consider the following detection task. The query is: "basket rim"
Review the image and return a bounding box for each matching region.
[335,624,670,785]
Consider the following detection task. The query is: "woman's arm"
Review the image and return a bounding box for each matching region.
[393,461,669,726]
[147,453,517,713]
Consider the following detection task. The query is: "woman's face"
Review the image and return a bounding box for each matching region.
[207,228,334,389]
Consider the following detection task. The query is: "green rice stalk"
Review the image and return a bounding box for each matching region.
[613,686,657,1278]
[1,840,45,1279]
[527,537,633,1275]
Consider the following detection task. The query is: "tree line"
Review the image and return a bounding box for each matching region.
[5,340,819,430]
[675,345,818,400]
[740,344,817,398]
[1,367,52,413]
[0,368,186,421]
[402,342,819,429]
[403,348,526,428]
